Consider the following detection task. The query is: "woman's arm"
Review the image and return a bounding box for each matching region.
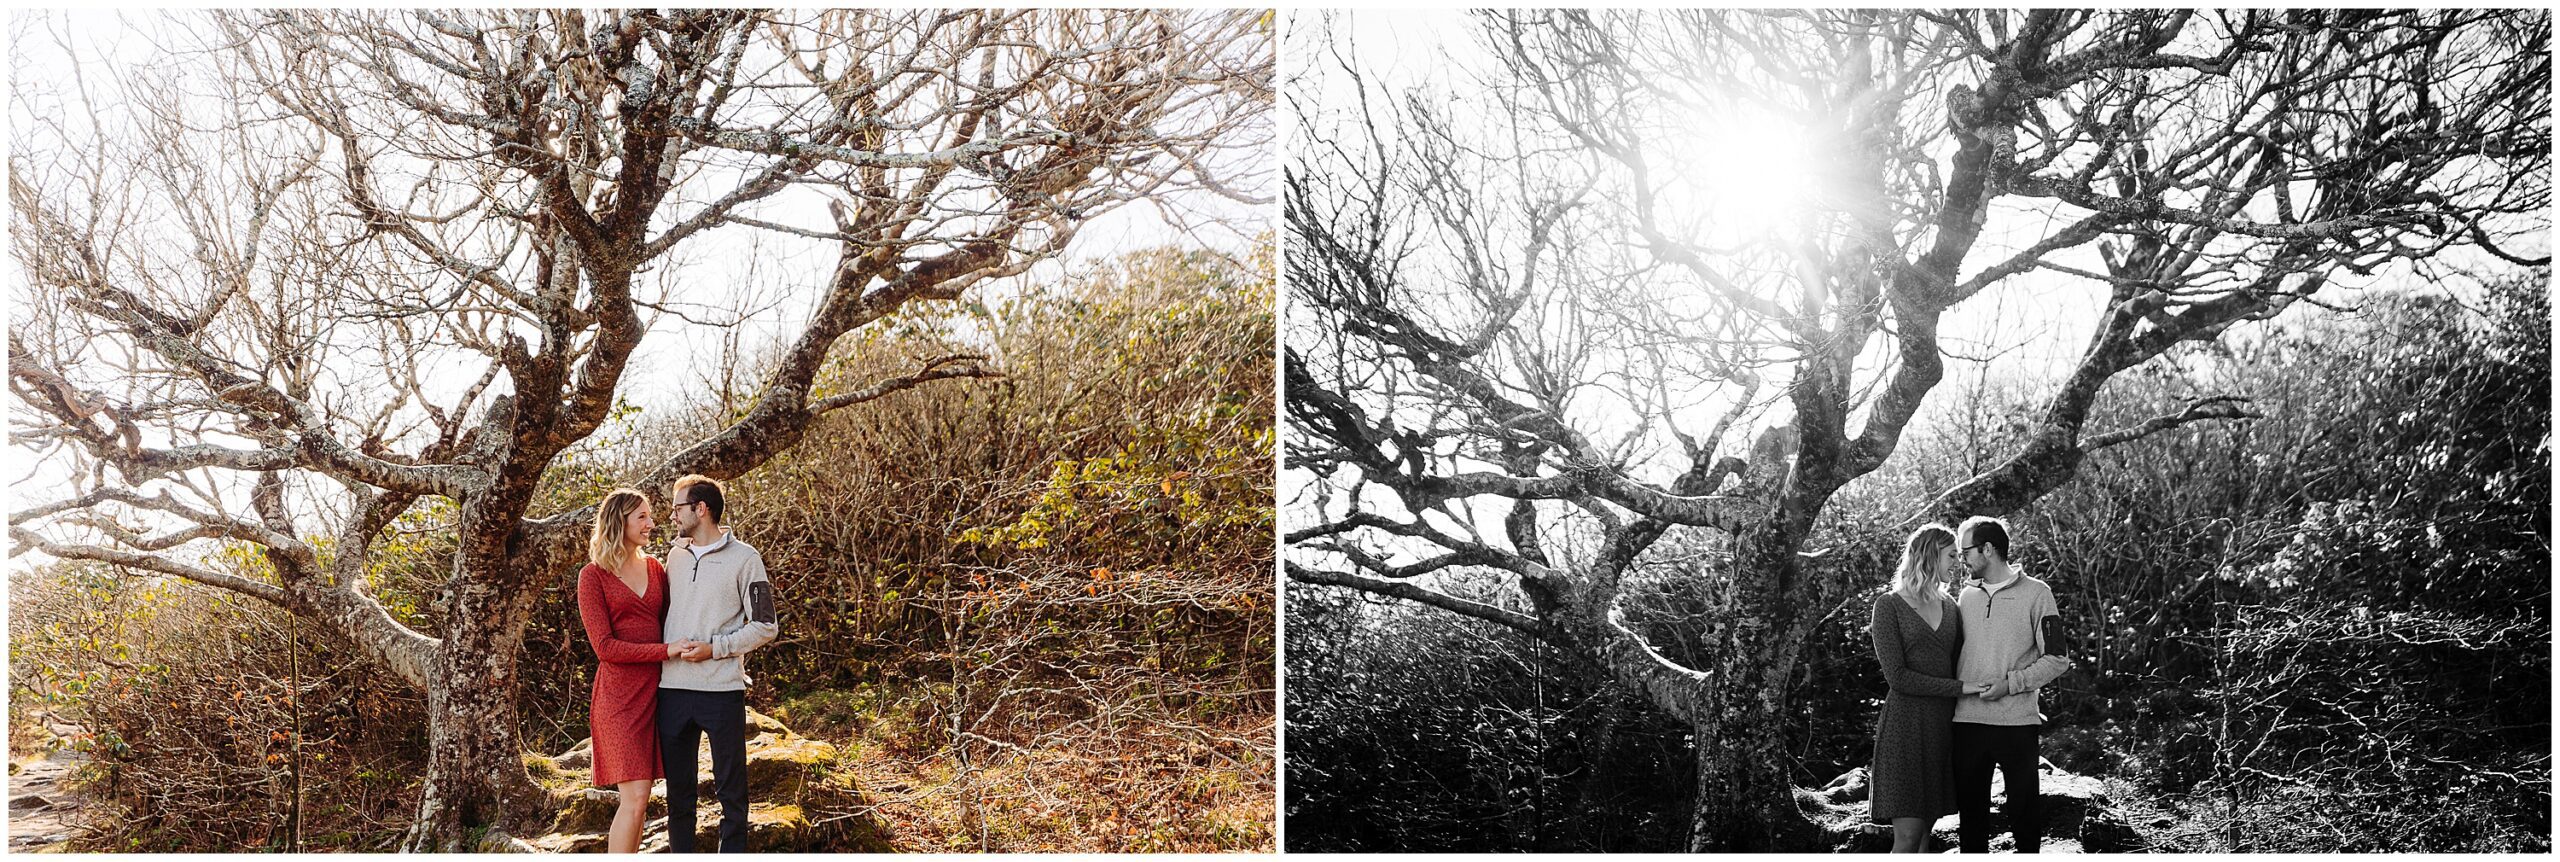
[1871,595,1964,697]
[2002,652,2073,692]
[578,566,673,664]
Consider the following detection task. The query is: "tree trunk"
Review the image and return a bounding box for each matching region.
[402,572,551,851]
[1686,693,1816,851]
[1681,525,1830,852]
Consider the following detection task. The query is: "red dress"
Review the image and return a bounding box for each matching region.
[577,558,668,786]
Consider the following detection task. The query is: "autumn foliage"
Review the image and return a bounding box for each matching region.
[10,244,1275,851]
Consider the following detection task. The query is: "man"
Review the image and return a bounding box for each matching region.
[1951,515,2071,853]
[660,474,778,852]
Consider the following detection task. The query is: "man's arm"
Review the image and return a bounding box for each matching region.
[709,551,778,659]
[2002,602,2076,693]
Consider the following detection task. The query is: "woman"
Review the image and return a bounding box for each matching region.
[576,488,679,853]
[1868,523,1971,852]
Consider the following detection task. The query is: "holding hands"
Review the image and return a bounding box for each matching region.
[665,639,714,662]
[1966,654,2073,701]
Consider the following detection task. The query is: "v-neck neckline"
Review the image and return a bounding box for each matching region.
[1900,592,1949,635]
[611,560,651,601]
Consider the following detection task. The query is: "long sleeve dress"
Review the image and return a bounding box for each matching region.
[1868,589,1964,824]
[578,558,668,786]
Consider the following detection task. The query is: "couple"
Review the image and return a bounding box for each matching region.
[576,475,780,853]
[1868,516,2073,854]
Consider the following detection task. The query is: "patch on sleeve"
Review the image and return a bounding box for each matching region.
[749,581,774,624]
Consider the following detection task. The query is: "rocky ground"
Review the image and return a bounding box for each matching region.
[486,709,892,853]
[7,716,95,853]
[1798,760,2145,853]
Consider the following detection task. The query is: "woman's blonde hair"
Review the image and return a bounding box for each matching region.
[587,488,650,570]
[1892,523,1957,599]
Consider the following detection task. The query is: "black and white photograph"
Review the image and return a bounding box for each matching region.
[1281,9,2548,853]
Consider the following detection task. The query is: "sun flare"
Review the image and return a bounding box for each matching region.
[1668,103,1826,242]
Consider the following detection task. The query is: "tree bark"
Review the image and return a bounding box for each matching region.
[1688,715,1802,852]
[15,9,1271,851]
[403,556,551,851]
[1286,7,2546,853]
[1689,562,1819,853]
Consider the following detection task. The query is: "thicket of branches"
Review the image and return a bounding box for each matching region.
[9,9,1268,847]
[10,244,1276,851]
[1286,277,2550,853]
[1284,7,2544,851]
[11,565,426,851]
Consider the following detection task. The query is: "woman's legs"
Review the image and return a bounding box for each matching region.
[1890,816,1929,853]
[609,778,651,853]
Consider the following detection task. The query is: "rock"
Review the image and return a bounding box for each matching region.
[741,734,837,801]
[517,710,886,852]
[474,829,540,853]
[650,716,837,802]
[1795,768,1894,853]
[550,787,624,835]
[627,802,880,853]
[520,832,608,853]
[2020,768,2097,837]
[1989,764,2142,852]
[553,738,594,773]
[1931,833,2091,853]
[1804,760,2140,853]
[1819,766,1870,803]
[6,751,89,853]
[12,834,76,852]
[2077,800,2143,853]
[650,803,815,852]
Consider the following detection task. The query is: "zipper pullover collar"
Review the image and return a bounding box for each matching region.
[678,528,734,580]
[1974,565,2020,617]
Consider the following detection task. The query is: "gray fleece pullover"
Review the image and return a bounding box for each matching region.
[659,528,777,691]
[1953,571,2069,725]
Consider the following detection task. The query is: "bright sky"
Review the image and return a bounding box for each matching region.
[1281,9,2542,571]
[1320,10,2223,363]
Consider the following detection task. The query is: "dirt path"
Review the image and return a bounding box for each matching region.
[9,745,95,851]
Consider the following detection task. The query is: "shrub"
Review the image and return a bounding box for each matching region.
[9,241,1278,850]
[10,562,426,851]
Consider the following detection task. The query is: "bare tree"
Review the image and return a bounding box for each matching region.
[1285,9,2544,850]
[10,9,1269,849]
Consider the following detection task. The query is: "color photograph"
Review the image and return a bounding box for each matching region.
[10,9,1273,852]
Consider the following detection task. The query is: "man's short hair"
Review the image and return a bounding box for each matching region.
[673,474,726,523]
[1958,515,2011,562]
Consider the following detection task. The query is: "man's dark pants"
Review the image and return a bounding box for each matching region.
[1953,721,2041,853]
[659,687,749,852]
